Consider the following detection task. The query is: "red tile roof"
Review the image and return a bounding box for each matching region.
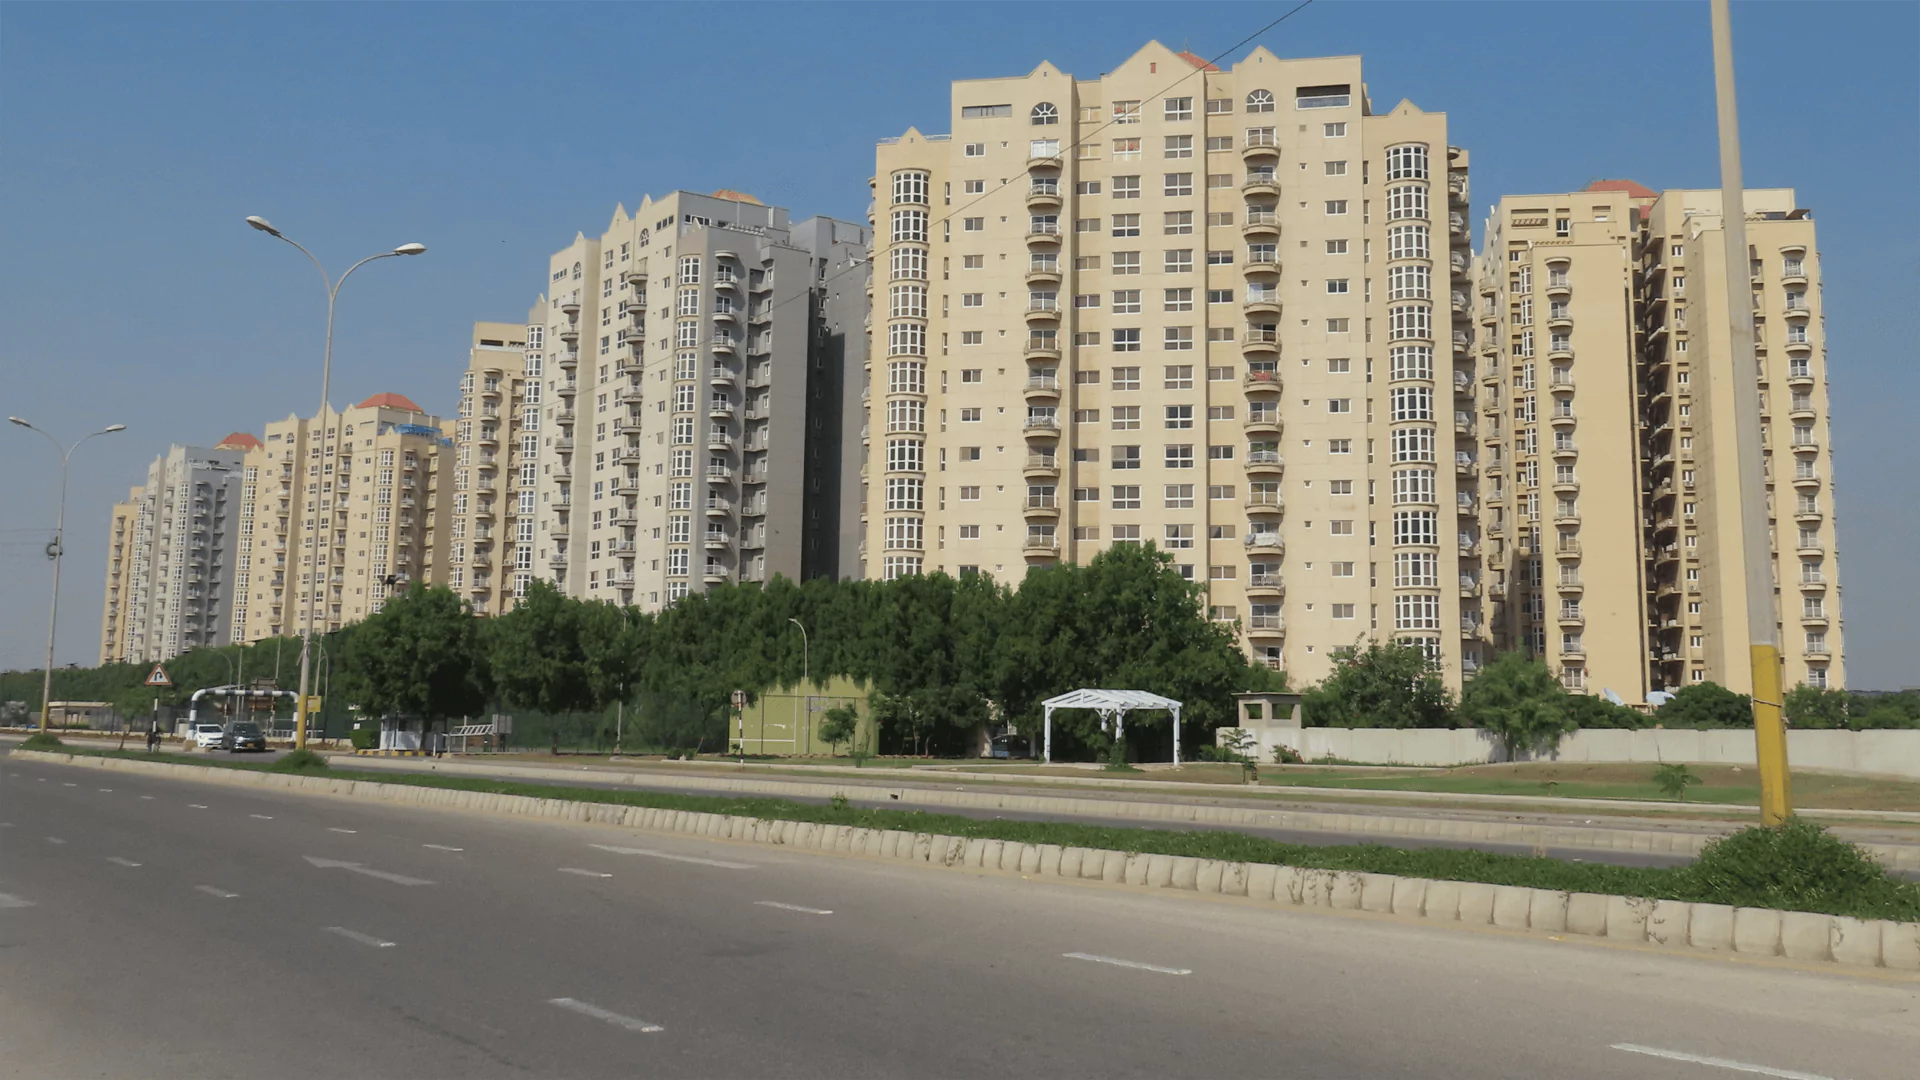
[1174,51,1220,72]
[710,189,763,205]
[1585,179,1658,200]
[356,392,425,413]
[215,432,262,451]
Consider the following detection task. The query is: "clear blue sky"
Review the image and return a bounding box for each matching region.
[2,2,1913,687]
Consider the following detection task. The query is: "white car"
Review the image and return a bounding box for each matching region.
[192,723,226,750]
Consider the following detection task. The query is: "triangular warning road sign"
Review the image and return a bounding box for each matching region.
[144,664,172,688]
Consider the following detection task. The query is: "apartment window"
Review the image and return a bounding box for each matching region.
[1329,438,1352,454]
[963,143,984,157]
[1073,487,1099,503]
[959,447,982,462]
[1163,365,1194,389]
[1207,97,1233,115]
[1387,224,1430,261]
[1385,143,1429,181]
[1113,137,1141,159]
[1073,331,1100,348]
[1111,486,1142,510]
[1208,174,1233,189]
[1325,200,1349,216]
[960,331,983,345]
[1326,278,1350,295]
[1113,328,1141,352]
[959,368,982,383]
[1164,445,1194,469]
[1112,214,1141,238]
[1389,427,1435,462]
[1206,136,1233,153]
[1164,173,1193,197]
[1113,251,1141,275]
[958,407,982,423]
[1076,180,1102,195]
[1327,398,1352,414]
[1030,101,1058,125]
[1164,249,1194,274]
[1164,211,1194,235]
[1386,185,1427,220]
[1112,406,1141,430]
[1246,89,1275,113]
[1112,367,1141,390]
[1164,135,1193,159]
[1164,327,1194,351]
[1112,175,1140,199]
[962,217,984,232]
[1075,218,1101,234]
[1165,405,1194,429]
[1388,264,1431,300]
[1164,523,1194,548]
[962,179,985,195]
[1164,288,1194,312]
[1326,239,1349,255]
[1111,446,1141,470]
[1325,160,1348,176]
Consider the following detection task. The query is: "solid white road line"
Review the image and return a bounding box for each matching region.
[422,844,464,852]
[588,844,755,870]
[328,827,357,834]
[302,856,433,887]
[324,926,396,949]
[547,997,663,1033]
[1610,1044,1839,1080]
[196,885,240,899]
[1062,953,1192,976]
[559,867,613,878]
[0,892,34,909]
[106,857,142,868]
[755,901,833,915]
[250,814,274,820]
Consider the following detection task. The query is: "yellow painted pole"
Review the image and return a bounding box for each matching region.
[1750,645,1791,824]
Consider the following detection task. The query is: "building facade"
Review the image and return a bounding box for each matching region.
[446,318,537,616]
[96,437,252,665]
[232,395,453,643]
[864,43,1475,688]
[529,190,868,612]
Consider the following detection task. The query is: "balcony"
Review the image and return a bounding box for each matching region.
[618,387,645,407]
[1800,612,1829,628]
[1786,370,1815,389]
[559,297,581,316]
[1026,183,1062,211]
[549,550,569,569]
[1791,470,1820,489]
[1023,375,1060,400]
[710,368,737,389]
[1557,609,1586,628]
[1549,409,1577,428]
[703,533,732,550]
[1022,455,1059,479]
[1022,535,1060,556]
[1027,147,1063,170]
[1798,575,1827,592]
[1558,576,1585,595]
[1791,437,1820,455]
[556,323,580,343]
[1242,253,1280,278]
[1241,175,1281,199]
[708,400,736,420]
[1456,494,1476,515]
[1023,341,1062,362]
[1241,329,1280,357]
[1794,507,1824,525]
[1022,416,1061,438]
[621,267,648,286]
[1023,495,1059,519]
[1025,224,1062,248]
[706,464,734,483]
[703,569,731,584]
[1240,134,1280,163]
[711,337,738,357]
[1242,413,1282,437]
[1556,540,1582,560]
[706,431,735,451]
[554,408,577,426]
[1024,301,1061,324]
[705,499,732,517]
[1550,443,1579,460]
[615,418,643,437]
[1245,573,1283,598]
[1242,295,1281,318]
[1024,264,1062,287]
[1245,450,1285,475]
[1245,614,1285,638]
[1241,211,1280,239]
[1244,533,1284,556]
[1244,490,1284,514]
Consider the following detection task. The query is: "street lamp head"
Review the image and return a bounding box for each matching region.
[393,243,427,256]
[7,417,28,428]
[103,424,127,433]
[245,215,280,236]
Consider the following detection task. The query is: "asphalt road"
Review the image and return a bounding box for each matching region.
[3,752,1916,1079]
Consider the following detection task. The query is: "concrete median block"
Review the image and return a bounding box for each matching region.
[1646,900,1690,947]
[1781,912,1834,962]
[1288,868,1325,907]
[979,839,1005,868]
[1605,895,1653,942]
[1218,861,1250,897]
[1118,852,1145,886]
[1144,854,1175,889]
[1456,882,1497,926]
[1057,847,1085,879]
[1420,880,1459,921]
[1018,844,1043,874]
[1875,920,1920,970]
[908,833,931,862]
[1330,872,1365,911]
[1565,892,1608,937]
[1390,877,1427,917]
[1530,890,1570,933]
[1194,859,1224,894]
[1733,907,1783,956]
[1244,863,1279,903]
[791,822,816,849]
[1169,856,1200,891]
[1084,849,1113,880]
[1688,903,1735,952]
[1828,916,1882,968]
[997,841,1023,872]
[1036,844,1062,877]
[959,838,986,867]
[1491,886,1532,929]
[941,836,969,867]
[1361,874,1397,914]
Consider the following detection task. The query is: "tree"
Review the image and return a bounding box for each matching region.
[1784,683,1851,730]
[1656,682,1752,729]
[1652,762,1701,801]
[485,580,597,714]
[1849,692,1920,731]
[818,705,858,756]
[1563,692,1648,729]
[1457,651,1574,758]
[1302,640,1453,729]
[340,585,489,726]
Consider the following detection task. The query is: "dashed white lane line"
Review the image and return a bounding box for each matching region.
[187,804,208,810]
[559,867,612,878]
[756,901,832,915]
[1610,1044,1838,1080]
[250,814,274,820]
[140,795,153,800]
[547,997,662,1033]
[328,827,357,834]
[97,788,113,793]
[324,926,396,949]
[588,844,755,870]
[196,885,240,899]
[62,783,76,787]
[0,892,34,909]
[106,857,142,868]
[1062,953,1192,976]
[302,856,433,887]
[423,844,463,852]
[45,837,66,845]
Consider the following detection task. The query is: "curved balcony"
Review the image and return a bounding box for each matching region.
[1788,406,1817,423]
[553,408,577,427]
[1555,541,1582,560]
[1545,281,1572,299]
[1549,411,1577,428]
[1243,492,1284,515]
[554,381,577,399]
[708,401,735,420]
[1245,615,1285,640]
[1242,415,1283,437]
[1241,212,1280,239]
[1557,610,1586,628]
[559,297,581,316]
[1242,369,1283,395]
[710,368,737,389]
[1240,137,1280,164]
[711,339,738,357]
[556,323,580,343]
[1244,450,1285,476]
[1026,184,1063,211]
[1244,574,1284,599]
[1790,438,1819,455]
[1024,302,1061,325]
[1550,443,1579,460]
[1022,535,1060,557]
[1244,533,1285,557]
[1791,471,1820,490]
[1241,254,1281,280]
[1241,330,1280,357]
[614,419,642,437]
[1025,225,1062,249]
[1022,455,1059,480]
[1242,177,1281,199]
[1023,496,1059,520]
[1023,375,1060,401]
[706,432,734,452]
[1027,149,1063,171]
[1024,266,1062,287]
[1243,296,1281,318]
[704,499,733,518]
[712,310,738,327]
[1023,342,1062,363]
[1021,416,1061,439]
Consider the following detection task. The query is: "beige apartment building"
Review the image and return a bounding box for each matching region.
[232,395,453,643]
[445,318,537,616]
[865,42,1477,687]
[528,191,868,612]
[1639,188,1842,693]
[99,489,143,664]
[1469,182,1843,702]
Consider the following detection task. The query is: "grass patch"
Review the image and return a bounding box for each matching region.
[23,744,1920,921]
[20,732,65,752]
[270,748,331,774]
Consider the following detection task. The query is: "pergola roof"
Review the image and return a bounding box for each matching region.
[1041,689,1183,712]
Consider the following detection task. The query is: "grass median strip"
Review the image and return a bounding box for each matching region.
[34,743,1920,921]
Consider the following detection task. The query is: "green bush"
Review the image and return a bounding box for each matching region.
[1652,762,1701,801]
[270,748,331,774]
[1681,819,1920,921]
[348,726,379,750]
[20,732,64,751]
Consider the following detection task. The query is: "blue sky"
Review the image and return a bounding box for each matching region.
[2,1,1913,686]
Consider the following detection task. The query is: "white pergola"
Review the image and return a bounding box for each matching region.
[1041,689,1185,765]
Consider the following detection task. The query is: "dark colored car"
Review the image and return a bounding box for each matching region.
[988,733,1032,759]
[222,722,268,753]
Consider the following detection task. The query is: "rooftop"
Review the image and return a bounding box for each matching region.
[356,392,425,413]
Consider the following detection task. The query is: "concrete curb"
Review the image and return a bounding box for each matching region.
[18,750,1919,973]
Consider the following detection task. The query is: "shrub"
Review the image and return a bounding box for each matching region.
[20,732,64,751]
[1682,819,1920,921]
[1269,743,1304,765]
[348,726,380,751]
[1657,682,1752,729]
[270,748,331,774]
[1652,762,1700,801]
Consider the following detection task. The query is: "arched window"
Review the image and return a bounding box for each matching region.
[572,262,582,280]
[1031,102,1058,126]
[638,228,650,248]
[1246,89,1275,114]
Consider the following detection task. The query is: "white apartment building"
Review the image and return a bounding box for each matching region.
[446,318,537,615]
[865,43,1475,688]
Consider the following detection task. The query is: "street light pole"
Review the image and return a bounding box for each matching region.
[1708,0,1791,825]
[788,617,810,754]
[9,418,127,731]
[245,216,425,750]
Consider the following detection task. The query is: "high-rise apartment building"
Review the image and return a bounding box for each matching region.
[1470,182,1842,701]
[864,43,1476,687]
[446,318,538,616]
[530,191,868,611]
[232,395,453,643]
[96,437,253,664]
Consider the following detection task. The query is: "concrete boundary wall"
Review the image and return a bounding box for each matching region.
[16,750,1920,974]
[1252,727,1920,779]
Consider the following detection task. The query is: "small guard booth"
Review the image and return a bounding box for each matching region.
[1040,689,1185,765]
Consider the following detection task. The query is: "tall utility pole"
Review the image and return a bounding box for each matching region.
[1710,0,1791,824]
[245,216,425,749]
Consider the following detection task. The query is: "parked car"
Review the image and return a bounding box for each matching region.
[988,733,1032,759]
[222,721,268,753]
[192,723,226,750]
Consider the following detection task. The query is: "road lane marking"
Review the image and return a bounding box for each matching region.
[188,804,208,809]
[756,901,832,915]
[0,823,12,828]
[423,844,463,852]
[1610,1044,1838,1080]
[63,783,76,787]
[302,856,433,886]
[559,867,613,878]
[328,827,357,834]
[196,885,239,899]
[98,788,113,793]
[0,892,34,909]
[1062,952,1192,976]
[140,795,153,800]
[547,997,662,1033]
[588,844,755,870]
[324,926,396,949]
[45,837,65,845]
[250,814,274,820]
[107,857,142,868]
